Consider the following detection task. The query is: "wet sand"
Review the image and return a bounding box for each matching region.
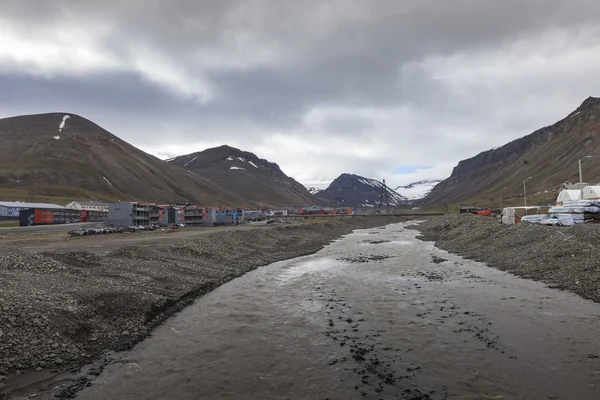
[62,222,600,400]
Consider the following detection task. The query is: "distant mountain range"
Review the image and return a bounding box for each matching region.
[0,113,320,207]
[315,173,406,208]
[394,180,442,200]
[0,113,236,205]
[424,97,600,206]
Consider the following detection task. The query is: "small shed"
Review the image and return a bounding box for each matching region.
[581,186,600,200]
[556,189,582,206]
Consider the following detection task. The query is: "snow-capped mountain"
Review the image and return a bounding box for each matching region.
[307,187,324,195]
[316,173,406,207]
[394,180,442,200]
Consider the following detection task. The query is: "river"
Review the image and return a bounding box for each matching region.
[71,221,600,399]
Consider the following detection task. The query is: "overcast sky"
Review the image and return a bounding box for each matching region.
[2,0,600,188]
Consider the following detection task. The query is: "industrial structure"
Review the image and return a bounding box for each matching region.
[18,208,107,226]
[0,201,64,220]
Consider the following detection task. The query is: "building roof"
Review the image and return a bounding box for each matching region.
[0,201,64,209]
[71,201,109,206]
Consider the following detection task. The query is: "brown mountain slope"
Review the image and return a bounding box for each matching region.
[424,97,600,207]
[0,113,243,205]
[168,145,321,207]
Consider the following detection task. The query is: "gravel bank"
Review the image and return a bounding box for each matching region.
[413,214,600,303]
[0,217,402,389]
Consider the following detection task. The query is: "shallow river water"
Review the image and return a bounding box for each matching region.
[74,222,600,400]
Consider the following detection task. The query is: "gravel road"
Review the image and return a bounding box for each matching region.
[413,214,600,303]
[0,217,402,398]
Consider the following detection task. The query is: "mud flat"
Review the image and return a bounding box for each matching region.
[413,214,600,303]
[0,217,402,398]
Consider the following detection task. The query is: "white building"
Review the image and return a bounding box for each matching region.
[0,201,64,219]
[65,201,109,213]
[556,189,582,206]
[265,209,288,216]
[581,186,600,200]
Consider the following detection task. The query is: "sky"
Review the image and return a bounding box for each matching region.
[2,0,600,189]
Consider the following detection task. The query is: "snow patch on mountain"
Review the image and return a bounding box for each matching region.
[394,180,442,200]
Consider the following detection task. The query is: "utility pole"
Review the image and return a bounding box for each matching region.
[377,179,390,214]
[523,177,532,207]
[579,156,592,183]
[500,186,507,210]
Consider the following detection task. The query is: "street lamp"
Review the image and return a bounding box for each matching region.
[579,156,592,183]
[523,177,532,207]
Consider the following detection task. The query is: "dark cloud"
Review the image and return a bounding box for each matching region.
[2,0,600,186]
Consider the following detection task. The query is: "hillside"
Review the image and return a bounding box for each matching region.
[424,97,600,207]
[316,173,406,208]
[395,180,442,201]
[167,145,321,207]
[0,113,243,205]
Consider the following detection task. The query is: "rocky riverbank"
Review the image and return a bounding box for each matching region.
[413,214,600,303]
[0,217,402,395]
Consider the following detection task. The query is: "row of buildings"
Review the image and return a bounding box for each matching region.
[0,201,110,220]
[104,203,243,227]
[1,200,357,227]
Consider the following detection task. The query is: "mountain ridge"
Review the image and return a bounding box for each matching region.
[0,113,244,205]
[423,96,600,206]
[167,145,321,207]
[316,173,406,208]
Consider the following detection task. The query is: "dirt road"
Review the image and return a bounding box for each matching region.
[0,223,269,254]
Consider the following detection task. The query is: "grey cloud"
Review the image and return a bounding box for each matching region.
[2,0,600,187]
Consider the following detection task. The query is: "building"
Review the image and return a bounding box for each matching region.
[19,208,91,226]
[265,209,288,216]
[243,210,264,222]
[183,205,205,225]
[150,205,168,225]
[332,207,352,215]
[0,201,64,220]
[167,206,185,225]
[556,190,582,206]
[205,208,236,226]
[65,201,109,213]
[104,202,154,227]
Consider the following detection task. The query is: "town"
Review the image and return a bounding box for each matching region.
[0,200,357,228]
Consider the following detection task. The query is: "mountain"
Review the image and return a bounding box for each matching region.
[424,97,600,207]
[0,113,243,205]
[316,173,406,208]
[394,180,443,200]
[307,187,324,195]
[167,145,320,207]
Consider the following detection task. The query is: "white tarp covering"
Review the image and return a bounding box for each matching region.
[548,206,600,214]
[522,213,585,226]
[560,199,600,208]
[581,186,600,200]
[520,214,549,223]
[556,189,582,205]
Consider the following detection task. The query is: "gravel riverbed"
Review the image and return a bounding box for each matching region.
[0,217,402,391]
[413,214,600,303]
